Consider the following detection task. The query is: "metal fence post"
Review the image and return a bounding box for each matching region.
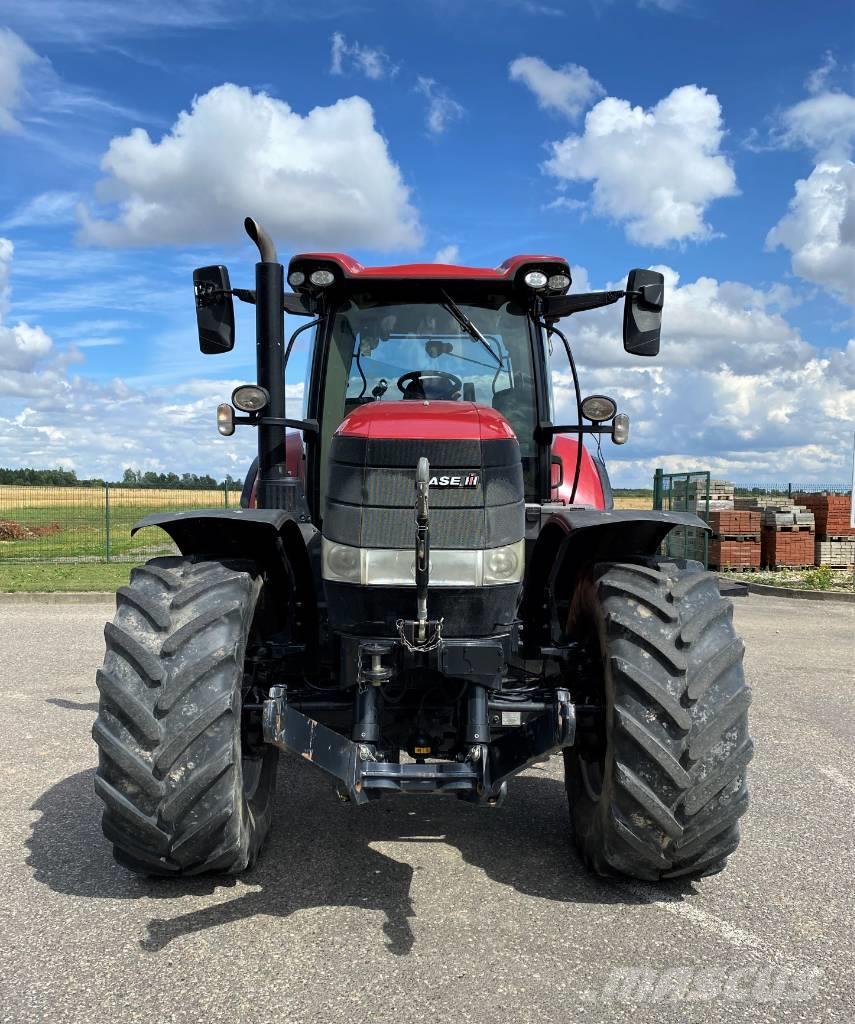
[653,467,664,510]
[224,481,229,508]
[105,483,111,562]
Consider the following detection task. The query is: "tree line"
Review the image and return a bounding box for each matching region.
[0,467,244,489]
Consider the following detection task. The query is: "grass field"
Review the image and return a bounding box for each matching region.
[0,563,135,592]
[0,486,241,562]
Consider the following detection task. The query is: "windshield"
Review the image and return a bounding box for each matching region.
[318,295,538,501]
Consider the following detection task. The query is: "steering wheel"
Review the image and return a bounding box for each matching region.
[396,370,463,400]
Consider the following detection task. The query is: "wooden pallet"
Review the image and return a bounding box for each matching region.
[711,533,761,541]
[710,564,761,572]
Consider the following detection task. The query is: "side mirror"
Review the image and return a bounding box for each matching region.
[193,265,235,354]
[623,269,664,357]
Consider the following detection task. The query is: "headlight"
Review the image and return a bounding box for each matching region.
[288,271,305,287]
[547,273,570,292]
[581,394,617,422]
[484,541,524,584]
[524,271,548,289]
[309,269,335,287]
[323,541,360,583]
[612,413,630,444]
[231,384,269,413]
[217,403,235,436]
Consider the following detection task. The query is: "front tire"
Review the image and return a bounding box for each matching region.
[565,559,753,881]
[92,556,278,876]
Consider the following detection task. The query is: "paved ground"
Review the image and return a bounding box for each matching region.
[0,593,853,1024]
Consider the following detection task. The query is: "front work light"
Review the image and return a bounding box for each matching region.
[581,394,617,422]
[612,413,630,444]
[288,271,305,287]
[217,403,235,436]
[524,271,548,289]
[547,274,571,292]
[232,384,269,413]
[309,269,335,287]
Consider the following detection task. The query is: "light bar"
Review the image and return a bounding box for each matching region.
[322,539,524,587]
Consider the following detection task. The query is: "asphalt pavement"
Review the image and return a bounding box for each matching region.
[0,592,853,1024]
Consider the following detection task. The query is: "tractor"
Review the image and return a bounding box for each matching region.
[92,217,752,881]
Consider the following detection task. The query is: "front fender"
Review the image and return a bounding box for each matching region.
[521,508,708,633]
[131,508,320,615]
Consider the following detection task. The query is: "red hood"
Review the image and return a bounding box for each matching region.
[336,401,517,442]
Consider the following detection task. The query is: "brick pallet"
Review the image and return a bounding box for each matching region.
[795,493,854,537]
[761,526,814,569]
[709,538,761,570]
[815,538,855,567]
[706,509,761,534]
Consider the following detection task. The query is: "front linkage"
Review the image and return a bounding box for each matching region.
[262,685,574,805]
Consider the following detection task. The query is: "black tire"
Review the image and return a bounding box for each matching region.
[92,556,278,876]
[565,559,752,881]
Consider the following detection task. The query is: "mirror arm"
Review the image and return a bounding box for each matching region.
[543,289,625,321]
[535,423,614,441]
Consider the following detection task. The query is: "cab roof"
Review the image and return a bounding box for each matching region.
[288,252,571,286]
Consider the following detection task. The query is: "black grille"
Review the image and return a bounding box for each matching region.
[324,433,524,550]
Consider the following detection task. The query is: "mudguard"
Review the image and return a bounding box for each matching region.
[521,507,709,628]
[131,508,320,614]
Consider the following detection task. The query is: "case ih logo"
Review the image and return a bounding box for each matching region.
[429,473,480,488]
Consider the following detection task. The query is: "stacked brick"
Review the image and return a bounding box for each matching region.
[707,509,761,570]
[796,493,855,566]
[760,505,815,568]
[672,478,735,512]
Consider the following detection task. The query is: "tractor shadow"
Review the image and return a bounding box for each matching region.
[26,759,696,957]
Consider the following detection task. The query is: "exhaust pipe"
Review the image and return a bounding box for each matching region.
[244,217,277,264]
[244,217,285,508]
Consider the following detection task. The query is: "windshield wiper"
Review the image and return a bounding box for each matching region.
[440,290,502,366]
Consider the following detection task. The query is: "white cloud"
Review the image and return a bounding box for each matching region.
[766,160,855,306]
[433,244,460,263]
[78,84,422,250]
[805,51,836,96]
[330,32,398,80]
[0,191,79,230]
[0,239,56,371]
[509,56,604,119]
[416,77,464,136]
[764,67,855,306]
[543,85,738,245]
[0,28,38,133]
[548,265,855,485]
[774,91,855,159]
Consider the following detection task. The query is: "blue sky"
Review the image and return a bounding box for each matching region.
[0,0,853,486]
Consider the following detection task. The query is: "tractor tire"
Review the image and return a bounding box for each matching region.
[565,559,752,881]
[92,556,278,876]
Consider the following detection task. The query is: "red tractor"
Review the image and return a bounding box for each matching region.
[92,218,752,881]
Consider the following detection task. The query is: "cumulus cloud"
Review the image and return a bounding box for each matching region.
[415,77,464,136]
[330,32,398,80]
[543,85,738,245]
[764,62,855,306]
[78,84,422,250]
[509,57,604,119]
[0,28,38,133]
[767,161,855,306]
[549,265,855,485]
